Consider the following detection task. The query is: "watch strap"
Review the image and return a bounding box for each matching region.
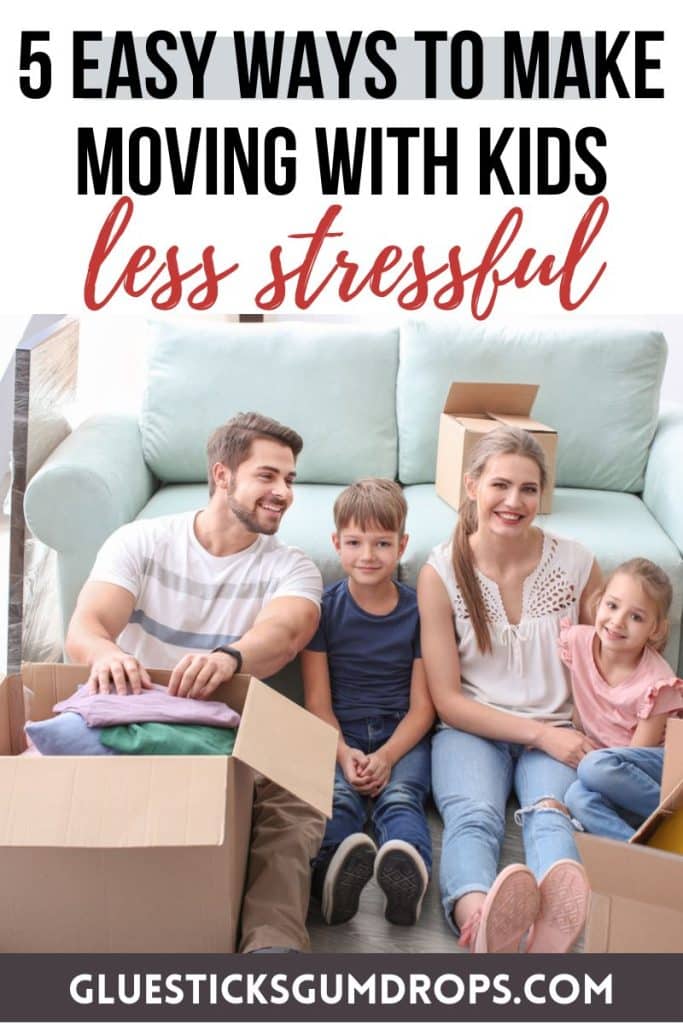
[212,645,243,673]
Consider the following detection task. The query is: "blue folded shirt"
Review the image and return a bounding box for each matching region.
[25,712,117,756]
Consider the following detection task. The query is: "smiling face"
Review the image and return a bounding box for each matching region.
[466,453,542,539]
[333,519,407,588]
[219,438,295,536]
[595,573,663,658]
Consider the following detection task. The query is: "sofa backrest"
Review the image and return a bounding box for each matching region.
[397,322,666,491]
[141,322,399,484]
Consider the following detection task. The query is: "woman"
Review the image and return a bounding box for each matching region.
[418,426,602,953]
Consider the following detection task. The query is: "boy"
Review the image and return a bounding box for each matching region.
[302,479,434,927]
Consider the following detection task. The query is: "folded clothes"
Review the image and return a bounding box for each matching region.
[53,683,241,729]
[100,722,237,756]
[25,712,117,756]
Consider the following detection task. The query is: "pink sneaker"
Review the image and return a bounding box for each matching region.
[526,859,590,953]
[473,864,540,954]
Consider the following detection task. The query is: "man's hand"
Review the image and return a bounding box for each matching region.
[87,653,152,695]
[355,751,393,796]
[338,745,369,787]
[167,651,239,699]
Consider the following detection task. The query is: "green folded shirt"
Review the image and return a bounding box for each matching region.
[100,721,237,756]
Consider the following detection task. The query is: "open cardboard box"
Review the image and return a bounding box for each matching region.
[578,718,683,952]
[0,664,336,953]
[435,382,558,514]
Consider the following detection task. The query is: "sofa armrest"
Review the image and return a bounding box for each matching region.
[24,415,157,553]
[643,403,683,554]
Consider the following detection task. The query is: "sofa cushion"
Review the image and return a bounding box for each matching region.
[397,322,666,490]
[402,485,683,672]
[141,321,399,484]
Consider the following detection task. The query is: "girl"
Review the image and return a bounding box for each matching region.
[418,425,603,954]
[563,558,683,842]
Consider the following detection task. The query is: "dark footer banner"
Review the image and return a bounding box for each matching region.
[0,954,680,1022]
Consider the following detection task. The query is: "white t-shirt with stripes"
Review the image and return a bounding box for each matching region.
[89,510,323,669]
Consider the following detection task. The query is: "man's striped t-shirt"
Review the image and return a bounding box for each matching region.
[89,510,322,669]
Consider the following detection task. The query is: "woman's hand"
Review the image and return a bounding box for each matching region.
[536,725,599,768]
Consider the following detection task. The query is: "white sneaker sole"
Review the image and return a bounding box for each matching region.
[321,833,377,925]
[375,839,429,926]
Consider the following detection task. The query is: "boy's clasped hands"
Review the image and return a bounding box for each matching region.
[338,743,392,797]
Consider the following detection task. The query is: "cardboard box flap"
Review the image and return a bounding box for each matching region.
[0,675,12,756]
[631,719,683,842]
[632,776,683,843]
[442,382,538,417]
[451,416,495,433]
[2,674,26,755]
[234,677,336,817]
[662,718,683,802]
[578,833,683,911]
[0,755,228,847]
[488,413,556,434]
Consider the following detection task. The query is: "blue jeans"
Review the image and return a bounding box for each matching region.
[432,726,579,923]
[313,714,432,875]
[565,746,664,842]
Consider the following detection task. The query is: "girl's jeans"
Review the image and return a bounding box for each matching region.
[432,725,579,925]
[312,713,432,880]
[565,746,664,842]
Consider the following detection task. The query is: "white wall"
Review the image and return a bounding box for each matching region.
[655,316,683,404]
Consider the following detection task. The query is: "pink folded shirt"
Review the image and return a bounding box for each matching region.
[53,683,241,729]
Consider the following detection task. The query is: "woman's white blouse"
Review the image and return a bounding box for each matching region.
[427,532,594,723]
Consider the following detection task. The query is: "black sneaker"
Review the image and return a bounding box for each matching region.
[321,833,377,925]
[375,840,429,926]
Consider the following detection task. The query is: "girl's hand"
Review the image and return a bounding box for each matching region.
[355,752,392,796]
[338,745,369,786]
[536,725,599,768]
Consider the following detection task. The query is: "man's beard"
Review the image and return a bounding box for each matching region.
[226,486,283,536]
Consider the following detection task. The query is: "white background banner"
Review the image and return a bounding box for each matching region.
[0,1,680,335]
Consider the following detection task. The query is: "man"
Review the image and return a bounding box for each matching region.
[66,411,325,953]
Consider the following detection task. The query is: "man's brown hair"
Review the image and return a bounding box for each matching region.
[333,478,407,536]
[206,412,303,496]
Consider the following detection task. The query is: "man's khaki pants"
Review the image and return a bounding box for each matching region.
[238,774,326,953]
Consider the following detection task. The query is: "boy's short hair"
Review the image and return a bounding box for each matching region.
[206,412,303,496]
[333,478,407,536]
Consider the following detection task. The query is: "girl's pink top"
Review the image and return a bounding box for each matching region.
[559,621,683,748]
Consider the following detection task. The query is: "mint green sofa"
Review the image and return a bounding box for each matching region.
[24,320,683,677]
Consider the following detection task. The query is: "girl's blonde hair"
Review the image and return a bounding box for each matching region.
[452,425,547,654]
[600,558,673,652]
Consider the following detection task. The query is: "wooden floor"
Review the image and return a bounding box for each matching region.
[307,804,584,954]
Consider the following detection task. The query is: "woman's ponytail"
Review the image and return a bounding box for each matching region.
[450,425,547,654]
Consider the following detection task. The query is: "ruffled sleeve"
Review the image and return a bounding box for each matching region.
[558,617,575,667]
[637,677,683,719]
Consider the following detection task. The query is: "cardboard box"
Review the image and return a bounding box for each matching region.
[435,382,558,515]
[578,718,683,952]
[0,664,336,953]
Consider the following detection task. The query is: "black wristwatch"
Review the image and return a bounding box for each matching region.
[212,645,243,674]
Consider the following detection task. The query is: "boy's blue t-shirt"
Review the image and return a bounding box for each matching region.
[307,578,421,724]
